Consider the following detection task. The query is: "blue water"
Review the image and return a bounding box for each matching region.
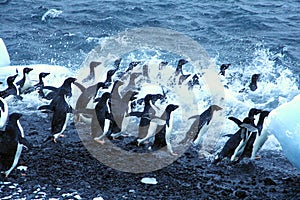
[0,0,299,74]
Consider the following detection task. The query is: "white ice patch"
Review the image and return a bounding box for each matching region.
[141,177,158,185]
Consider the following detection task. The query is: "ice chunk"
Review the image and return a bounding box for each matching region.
[0,38,10,67]
[141,177,158,185]
[265,94,300,170]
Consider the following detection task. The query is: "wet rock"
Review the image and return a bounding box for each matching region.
[234,190,247,199]
[264,177,277,186]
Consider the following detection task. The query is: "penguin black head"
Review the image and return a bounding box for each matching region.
[23,67,33,74]
[107,69,117,79]
[7,74,18,85]
[166,104,179,113]
[9,112,22,121]
[210,105,222,112]
[248,108,262,120]
[63,77,77,85]
[178,59,188,66]
[129,61,141,68]
[260,110,270,118]
[39,72,50,79]
[159,61,168,70]
[251,74,260,82]
[114,58,122,69]
[90,61,101,69]
[100,92,111,102]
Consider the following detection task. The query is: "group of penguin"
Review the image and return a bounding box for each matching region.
[0,58,270,177]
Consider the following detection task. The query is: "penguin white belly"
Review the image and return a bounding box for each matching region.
[53,113,71,140]
[166,113,175,155]
[137,121,158,145]
[193,122,210,146]
[21,74,32,92]
[250,128,268,159]
[230,130,252,161]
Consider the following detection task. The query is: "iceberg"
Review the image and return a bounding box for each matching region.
[265,94,300,170]
[0,38,10,67]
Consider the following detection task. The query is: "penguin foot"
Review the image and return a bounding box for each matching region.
[94,138,105,144]
[254,156,261,160]
[59,134,65,138]
[170,152,178,156]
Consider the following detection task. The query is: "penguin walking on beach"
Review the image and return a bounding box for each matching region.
[0,97,8,130]
[93,92,116,144]
[181,105,222,146]
[82,61,101,83]
[141,104,179,155]
[16,67,33,94]
[127,94,164,139]
[40,87,73,143]
[212,109,262,164]
[0,113,30,177]
[0,74,22,100]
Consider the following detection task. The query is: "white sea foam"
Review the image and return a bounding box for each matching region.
[41,9,63,21]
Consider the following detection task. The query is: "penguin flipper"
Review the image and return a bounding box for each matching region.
[38,105,53,111]
[228,117,242,126]
[43,86,58,91]
[127,111,143,118]
[73,82,86,93]
[188,115,199,120]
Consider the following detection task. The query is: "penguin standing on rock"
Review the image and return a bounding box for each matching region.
[0,113,30,177]
[16,67,33,94]
[181,105,222,146]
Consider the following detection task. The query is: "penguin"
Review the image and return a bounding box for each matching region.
[246,110,270,160]
[120,72,142,97]
[181,105,222,146]
[40,87,73,143]
[82,61,101,83]
[0,74,22,100]
[249,74,260,91]
[127,94,164,139]
[110,90,139,138]
[34,72,50,91]
[175,59,188,76]
[124,61,141,73]
[218,64,231,76]
[212,108,262,164]
[16,67,33,94]
[0,113,30,177]
[73,81,107,122]
[41,77,76,100]
[187,74,200,90]
[94,68,118,98]
[142,104,179,155]
[93,92,116,144]
[0,97,8,130]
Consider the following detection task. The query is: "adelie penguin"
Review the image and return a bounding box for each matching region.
[249,74,260,91]
[16,67,33,94]
[0,113,30,177]
[181,105,222,147]
[39,87,73,143]
[212,108,262,164]
[82,61,101,83]
[34,72,50,91]
[93,92,117,144]
[236,110,270,162]
[127,93,164,139]
[41,77,76,101]
[0,74,22,100]
[139,104,179,156]
[218,63,231,76]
